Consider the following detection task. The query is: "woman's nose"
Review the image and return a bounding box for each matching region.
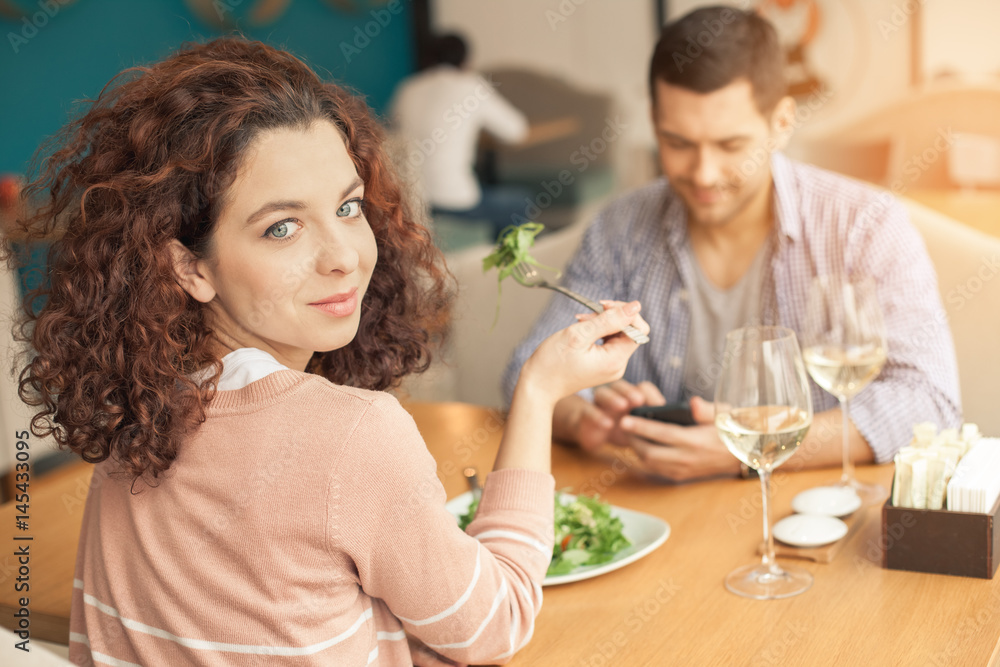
[314,227,360,275]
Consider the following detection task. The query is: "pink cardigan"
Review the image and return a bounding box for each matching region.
[69,369,554,665]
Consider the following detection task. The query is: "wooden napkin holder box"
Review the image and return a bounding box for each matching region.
[881,493,1000,579]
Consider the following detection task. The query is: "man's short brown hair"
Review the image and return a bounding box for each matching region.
[649,6,786,115]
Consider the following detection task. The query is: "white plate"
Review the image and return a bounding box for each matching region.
[773,513,848,548]
[446,491,670,586]
[791,486,862,517]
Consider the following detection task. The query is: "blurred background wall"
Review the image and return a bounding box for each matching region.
[0,0,415,175]
[4,0,1000,203]
[432,0,1000,197]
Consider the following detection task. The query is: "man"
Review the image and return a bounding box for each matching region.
[502,6,961,482]
[390,34,577,238]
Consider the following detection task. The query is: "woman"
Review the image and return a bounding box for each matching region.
[5,37,647,666]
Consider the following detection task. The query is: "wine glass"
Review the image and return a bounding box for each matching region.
[715,326,814,600]
[801,276,887,505]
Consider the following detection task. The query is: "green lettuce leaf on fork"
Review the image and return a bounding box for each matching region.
[481,222,558,325]
[481,222,546,283]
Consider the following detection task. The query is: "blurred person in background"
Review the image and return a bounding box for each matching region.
[390,33,578,239]
[503,6,960,482]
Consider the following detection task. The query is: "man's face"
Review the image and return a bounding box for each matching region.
[651,78,790,228]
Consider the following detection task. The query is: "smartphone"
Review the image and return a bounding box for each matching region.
[629,403,696,426]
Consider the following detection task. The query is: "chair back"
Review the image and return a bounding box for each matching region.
[0,260,29,472]
[903,197,1000,435]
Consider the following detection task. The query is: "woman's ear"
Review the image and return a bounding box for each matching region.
[169,240,217,304]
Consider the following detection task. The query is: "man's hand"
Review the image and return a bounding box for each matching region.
[554,380,666,453]
[618,396,740,481]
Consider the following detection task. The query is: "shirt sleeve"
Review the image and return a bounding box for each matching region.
[501,212,625,406]
[846,197,962,462]
[328,394,554,665]
[476,76,529,144]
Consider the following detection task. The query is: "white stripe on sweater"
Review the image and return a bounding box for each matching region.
[69,633,144,667]
[497,591,520,661]
[427,578,508,650]
[473,529,550,556]
[75,580,372,656]
[92,650,144,667]
[397,542,483,626]
[512,578,537,648]
[492,576,541,661]
[516,581,541,649]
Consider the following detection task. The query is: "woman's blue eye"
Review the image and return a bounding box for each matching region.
[338,199,363,217]
[264,220,300,240]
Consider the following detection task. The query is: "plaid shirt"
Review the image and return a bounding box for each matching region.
[502,153,961,463]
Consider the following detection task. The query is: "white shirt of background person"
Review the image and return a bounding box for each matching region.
[390,65,528,210]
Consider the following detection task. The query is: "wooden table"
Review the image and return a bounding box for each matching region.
[406,402,1000,667]
[0,457,92,643]
[4,402,1000,666]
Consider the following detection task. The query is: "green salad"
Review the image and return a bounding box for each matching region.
[458,492,631,576]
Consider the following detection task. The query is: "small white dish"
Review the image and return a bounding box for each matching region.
[773,513,848,548]
[791,486,862,517]
[446,491,670,586]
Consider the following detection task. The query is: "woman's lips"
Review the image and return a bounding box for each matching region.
[309,289,358,317]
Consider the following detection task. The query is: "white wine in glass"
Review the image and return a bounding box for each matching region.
[716,406,813,471]
[715,326,814,600]
[801,276,888,504]
[801,345,885,402]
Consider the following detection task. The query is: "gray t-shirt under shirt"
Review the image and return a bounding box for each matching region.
[681,239,771,401]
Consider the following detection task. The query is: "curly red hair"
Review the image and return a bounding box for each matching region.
[4,37,453,480]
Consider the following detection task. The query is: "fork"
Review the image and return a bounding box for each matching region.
[463,467,482,502]
[512,262,650,345]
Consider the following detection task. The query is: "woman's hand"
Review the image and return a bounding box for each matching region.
[519,301,649,405]
[496,301,648,474]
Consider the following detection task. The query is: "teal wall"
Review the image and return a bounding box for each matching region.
[0,0,415,175]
